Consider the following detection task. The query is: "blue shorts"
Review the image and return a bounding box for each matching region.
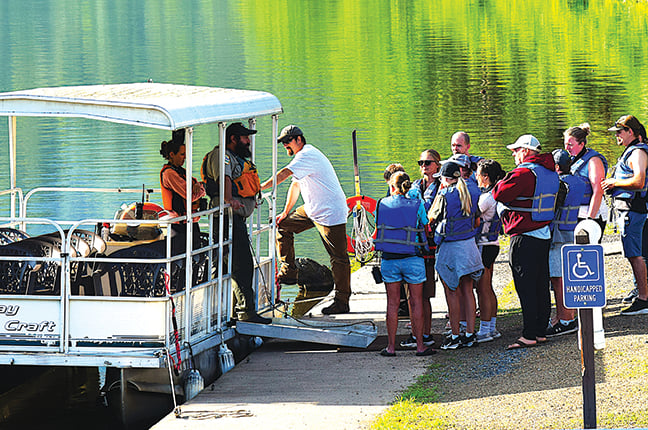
[617,210,646,258]
[548,241,567,277]
[381,256,426,284]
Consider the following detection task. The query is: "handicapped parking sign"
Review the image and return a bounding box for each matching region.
[561,244,606,308]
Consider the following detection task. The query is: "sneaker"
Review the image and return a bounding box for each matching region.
[621,298,648,315]
[440,336,463,350]
[489,329,502,339]
[546,319,578,337]
[622,287,639,304]
[400,334,434,349]
[321,300,350,315]
[461,333,478,348]
[476,332,494,343]
[442,322,465,337]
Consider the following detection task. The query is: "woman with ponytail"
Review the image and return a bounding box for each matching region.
[429,162,483,350]
[474,159,506,343]
[374,171,436,357]
[159,132,206,248]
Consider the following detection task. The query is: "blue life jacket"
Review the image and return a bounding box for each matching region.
[410,178,439,211]
[479,191,501,242]
[509,162,560,222]
[570,148,608,206]
[553,174,589,232]
[468,155,484,165]
[434,183,480,244]
[374,196,424,255]
[611,142,648,201]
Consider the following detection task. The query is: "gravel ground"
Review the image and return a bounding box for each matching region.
[410,235,648,430]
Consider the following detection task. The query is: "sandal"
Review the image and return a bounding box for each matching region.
[536,337,548,343]
[415,348,437,356]
[506,338,537,350]
[380,348,396,357]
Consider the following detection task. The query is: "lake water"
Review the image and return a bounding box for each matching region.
[2,0,648,265]
[1,0,648,426]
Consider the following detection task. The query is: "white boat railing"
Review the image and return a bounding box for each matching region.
[0,188,276,368]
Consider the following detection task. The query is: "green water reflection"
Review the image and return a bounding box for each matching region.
[1,0,648,262]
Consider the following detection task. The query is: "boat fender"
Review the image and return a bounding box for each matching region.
[183,342,204,401]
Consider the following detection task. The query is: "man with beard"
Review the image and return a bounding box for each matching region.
[260,125,351,314]
[202,122,271,324]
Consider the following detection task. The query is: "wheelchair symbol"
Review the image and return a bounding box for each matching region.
[571,252,595,279]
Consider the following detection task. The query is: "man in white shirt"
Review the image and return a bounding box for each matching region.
[260,125,351,314]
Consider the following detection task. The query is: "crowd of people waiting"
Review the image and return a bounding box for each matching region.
[374,115,648,355]
[157,115,648,354]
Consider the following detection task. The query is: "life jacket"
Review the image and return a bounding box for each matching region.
[507,162,559,222]
[374,195,424,255]
[434,183,480,244]
[553,174,589,232]
[410,178,440,211]
[160,164,189,216]
[201,148,260,198]
[610,141,648,201]
[479,190,501,242]
[570,148,608,206]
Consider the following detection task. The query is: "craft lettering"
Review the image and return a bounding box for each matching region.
[0,304,19,316]
[5,320,56,332]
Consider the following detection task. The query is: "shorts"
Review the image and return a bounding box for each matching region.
[480,245,500,269]
[548,241,567,277]
[405,255,436,299]
[381,256,426,284]
[617,210,646,258]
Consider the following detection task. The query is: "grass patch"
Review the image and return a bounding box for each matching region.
[371,400,457,430]
[396,363,443,403]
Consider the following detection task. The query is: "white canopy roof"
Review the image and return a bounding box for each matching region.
[0,83,283,130]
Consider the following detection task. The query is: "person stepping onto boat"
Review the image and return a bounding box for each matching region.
[375,171,436,357]
[260,125,352,315]
[202,122,271,324]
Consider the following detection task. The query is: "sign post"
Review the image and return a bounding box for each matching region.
[561,243,605,430]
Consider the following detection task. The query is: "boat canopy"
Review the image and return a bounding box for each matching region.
[0,83,283,130]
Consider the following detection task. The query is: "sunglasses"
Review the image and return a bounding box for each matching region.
[281,137,295,145]
[418,159,439,166]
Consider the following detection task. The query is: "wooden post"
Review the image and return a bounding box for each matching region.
[579,308,596,429]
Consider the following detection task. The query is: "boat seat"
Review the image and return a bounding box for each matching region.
[0,238,62,295]
[92,241,175,297]
[91,240,208,297]
[0,228,30,245]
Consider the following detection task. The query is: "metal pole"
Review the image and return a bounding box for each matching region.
[184,127,194,345]
[579,307,597,428]
[271,115,278,307]
[217,122,226,325]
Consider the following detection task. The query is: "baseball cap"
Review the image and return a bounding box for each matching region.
[226,122,257,141]
[436,161,461,179]
[447,154,471,168]
[277,125,303,143]
[608,115,643,133]
[506,134,542,151]
[552,149,571,171]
